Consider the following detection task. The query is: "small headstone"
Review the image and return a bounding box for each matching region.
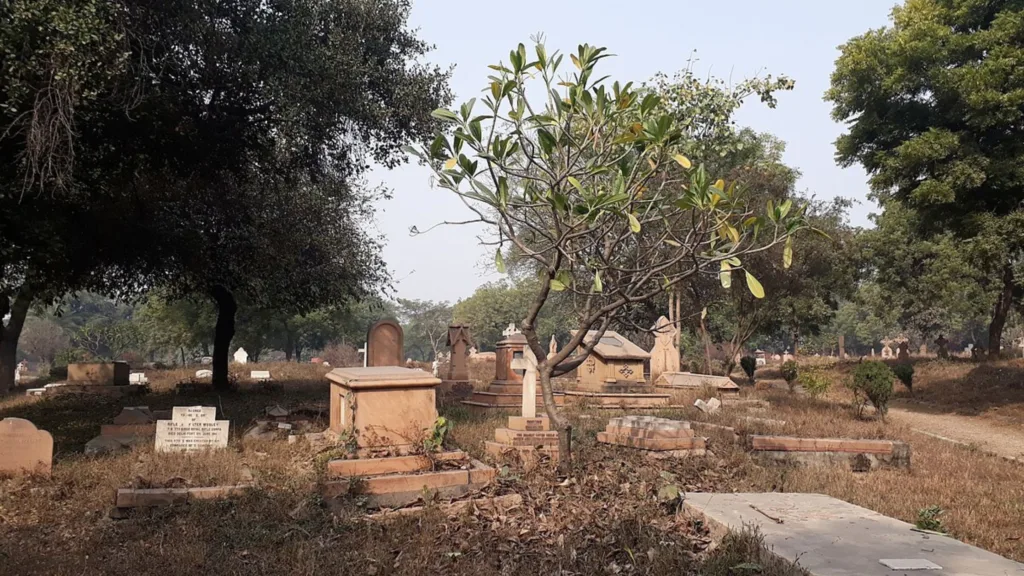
[233,348,249,364]
[694,398,721,414]
[129,372,148,385]
[155,407,229,453]
[25,388,44,396]
[277,423,293,431]
[0,418,53,476]
[266,405,290,418]
[649,316,680,383]
[935,335,950,359]
[195,369,212,379]
[250,370,271,382]
[881,345,893,359]
[200,356,213,365]
[897,341,911,362]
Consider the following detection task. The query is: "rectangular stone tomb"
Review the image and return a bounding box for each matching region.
[322,451,495,509]
[155,406,229,453]
[750,435,911,471]
[685,492,1024,576]
[596,416,705,453]
[68,362,130,386]
[327,366,441,451]
[654,372,739,394]
[250,371,272,381]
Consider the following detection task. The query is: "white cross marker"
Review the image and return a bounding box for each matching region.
[503,323,521,337]
[358,342,368,367]
[510,346,538,418]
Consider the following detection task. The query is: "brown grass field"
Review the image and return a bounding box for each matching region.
[1,358,1022,574]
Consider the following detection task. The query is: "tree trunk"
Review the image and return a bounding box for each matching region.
[294,346,303,363]
[211,285,237,391]
[791,328,800,356]
[0,287,34,393]
[539,369,572,472]
[838,334,846,359]
[180,347,186,367]
[988,264,1015,360]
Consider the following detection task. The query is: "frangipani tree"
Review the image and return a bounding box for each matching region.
[409,40,807,466]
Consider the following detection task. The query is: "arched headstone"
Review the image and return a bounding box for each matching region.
[0,418,53,477]
[366,319,403,367]
[649,316,680,383]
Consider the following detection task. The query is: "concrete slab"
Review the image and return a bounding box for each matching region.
[684,493,1024,576]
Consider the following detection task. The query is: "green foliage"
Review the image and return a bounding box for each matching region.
[851,361,895,417]
[739,356,756,383]
[414,38,807,411]
[423,416,450,453]
[916,505,946,533]
[780,360,799,391]
[891,363,914,394]
[397,299,453,361]
[798,371,831,398]
[452,280,570,350]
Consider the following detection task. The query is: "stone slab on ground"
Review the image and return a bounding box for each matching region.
[685,492,1024,576]
[596,431,705,451]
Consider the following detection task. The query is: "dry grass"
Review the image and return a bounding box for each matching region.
[3,360,1023,571]
[0,363,806,576]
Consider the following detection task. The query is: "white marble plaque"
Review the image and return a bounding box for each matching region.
[156,406,228,452]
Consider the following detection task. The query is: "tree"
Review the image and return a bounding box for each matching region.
[412,40,807,467]
[827,0,1024,357]
[397,299,453,360]
[18,316,69,364]
[135,292,216,365]
[85,0,450,389]
[453,280,573,350]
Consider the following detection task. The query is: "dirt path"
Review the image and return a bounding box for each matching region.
[889,400,1024,460]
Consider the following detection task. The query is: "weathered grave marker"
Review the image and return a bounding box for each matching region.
[0,418,53,476]
[649,316,680,383]
[233,348,249,364]
[366,319,403,367]
[510,345,539,418]
[155,407,229,452]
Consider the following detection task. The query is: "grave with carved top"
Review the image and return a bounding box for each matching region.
[463,324,566,412]
[564,330,670,408]
[323,365,495,509]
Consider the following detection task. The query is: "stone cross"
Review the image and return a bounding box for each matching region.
[503,323,521,337]
[358,342,367,367]
[510,345,538,418]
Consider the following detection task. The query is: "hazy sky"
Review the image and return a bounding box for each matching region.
[368,0,897,304]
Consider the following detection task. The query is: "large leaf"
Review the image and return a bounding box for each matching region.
[592,270,603,293]
[783,236,793,269]
[720,261,732,288]
[627,213,641,233]
[673,154,692,169]
[444,158,458,170]
[745,271,765,299]
[549,279,567,291]
[431,108,459,122]
[495,249,506,274]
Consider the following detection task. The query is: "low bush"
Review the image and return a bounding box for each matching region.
[780,360,799,392]
[892,363,914,394]
[851,361,894,417]
[740,356,757,384]
[798,371,830,398]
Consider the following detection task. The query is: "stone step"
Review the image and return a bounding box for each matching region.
[326,451,468,478]
[604,424,694,439]
[750,436,899,455]
[493,428,559,447]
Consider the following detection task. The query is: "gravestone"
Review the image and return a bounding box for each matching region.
[548,335,558,359]
[129,372,148,385]
[233,348,249,364]
[0,418,53,476]
[155,407,229,453]
[880,345,893,359]
[250,370,271,381]
[510,345,539,418]
[649,316,680,383]
[446,325,473,381]
[195,369,213,379]
[935,335,950,359]
[838,334,846,360]
[366,319,403,367]
[918,343,928,355]
[897,341,911,362]
[327,366,439,449]
[755,350,766,367]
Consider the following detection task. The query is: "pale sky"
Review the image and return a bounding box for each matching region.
[369,0,897,303]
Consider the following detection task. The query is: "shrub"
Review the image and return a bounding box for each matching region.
[892,363,914,394]
[852,361,894,417]
[916,505,946,533]
[739,356,757,384]
[49,365,68,379]
[780,360,799,392]
[798,371,830,398]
